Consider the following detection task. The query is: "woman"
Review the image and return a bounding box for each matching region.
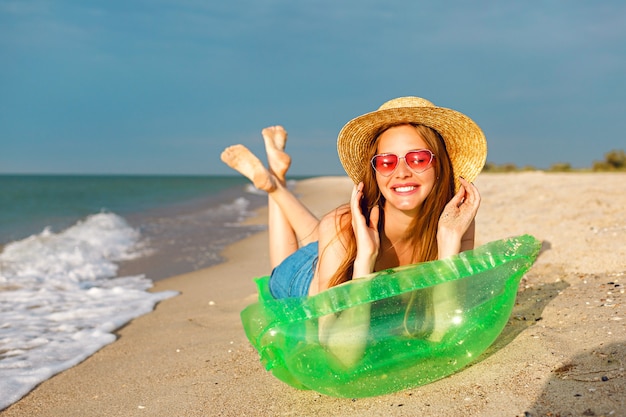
[221,96,486,301]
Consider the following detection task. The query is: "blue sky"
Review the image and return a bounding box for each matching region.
[1,1,625,175]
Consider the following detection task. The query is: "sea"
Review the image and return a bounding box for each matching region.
[0,174,279,410]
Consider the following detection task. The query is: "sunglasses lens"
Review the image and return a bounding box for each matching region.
[405,150,433,172]
[372,154,398,176]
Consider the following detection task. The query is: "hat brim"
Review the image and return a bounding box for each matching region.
[337,105,487,191]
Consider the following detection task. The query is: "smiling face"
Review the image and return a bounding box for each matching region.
[374,124,437,215]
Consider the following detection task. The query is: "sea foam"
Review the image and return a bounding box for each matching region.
[0,212,177,410]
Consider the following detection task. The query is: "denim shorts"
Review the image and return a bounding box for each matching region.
[269,242,318,299]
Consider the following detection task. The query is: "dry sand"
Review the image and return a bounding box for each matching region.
[2,172,624,417]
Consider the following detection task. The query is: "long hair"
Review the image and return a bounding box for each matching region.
[324,123,455,288]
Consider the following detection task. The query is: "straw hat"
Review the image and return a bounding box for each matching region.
[337,96,487,190]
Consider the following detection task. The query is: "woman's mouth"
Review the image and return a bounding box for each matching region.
[392,185,418,193]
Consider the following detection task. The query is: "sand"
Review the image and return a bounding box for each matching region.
[2,172,624,417]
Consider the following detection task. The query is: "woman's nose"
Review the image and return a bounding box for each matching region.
[394,156,412,177]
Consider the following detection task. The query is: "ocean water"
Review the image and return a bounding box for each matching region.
[0,175,272,410]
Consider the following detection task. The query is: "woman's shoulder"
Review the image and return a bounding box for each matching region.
[318,204,351,241]
[320,204,350,226]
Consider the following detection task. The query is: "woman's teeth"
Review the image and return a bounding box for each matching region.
[394,186,415,192]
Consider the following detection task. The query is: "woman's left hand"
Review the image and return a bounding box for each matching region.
[438,177,481,243]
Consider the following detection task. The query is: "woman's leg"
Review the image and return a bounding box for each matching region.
[221,130,319,268]
[263,126,302,267]
[262,128,319,249]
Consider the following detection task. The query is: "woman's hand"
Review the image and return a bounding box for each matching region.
[437,177,481,258]
[350,182,380,278]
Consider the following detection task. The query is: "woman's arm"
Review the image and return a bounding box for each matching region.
[314,182,380,368]
[430,177,481,342]
[308,205,350,295]
[310,182,380,295]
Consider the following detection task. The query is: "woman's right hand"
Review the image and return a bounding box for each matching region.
[350,182,380,278]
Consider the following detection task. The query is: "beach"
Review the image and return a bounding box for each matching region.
[2,172,624,417]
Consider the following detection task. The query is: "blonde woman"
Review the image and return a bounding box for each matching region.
[222,97,486,365]
[221,96,485,299]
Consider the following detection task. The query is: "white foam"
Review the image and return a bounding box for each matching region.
[222,197,253,223]
[0,212,177,410]
[244,179,297,196]
[244,183,265,195]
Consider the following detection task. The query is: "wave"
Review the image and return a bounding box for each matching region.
[0,212,177,410]
[244,179,298,196]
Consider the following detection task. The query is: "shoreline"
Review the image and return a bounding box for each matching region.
[2,173,624,416]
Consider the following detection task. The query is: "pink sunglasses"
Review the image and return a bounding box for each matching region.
[371,149,435,176]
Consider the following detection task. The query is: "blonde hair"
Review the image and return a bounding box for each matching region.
[326,123,455,288]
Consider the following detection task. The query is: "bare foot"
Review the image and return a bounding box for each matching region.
[262,126,291,182]
[262,125,288,150]
[220,145,276,192]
